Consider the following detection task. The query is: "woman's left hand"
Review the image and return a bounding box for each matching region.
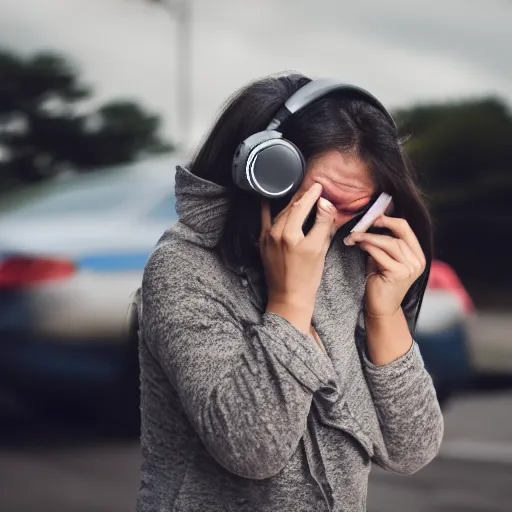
[344,216,426,318]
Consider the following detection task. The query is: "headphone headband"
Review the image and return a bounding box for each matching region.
[232,77,396,201]
[266,78,396,132]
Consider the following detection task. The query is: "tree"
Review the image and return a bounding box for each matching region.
[395,98,512,302]
[396,98,512,195]
[0,48,173,191]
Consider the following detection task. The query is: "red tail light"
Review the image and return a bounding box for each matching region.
[428,260,474,314]
[0,255,76,288]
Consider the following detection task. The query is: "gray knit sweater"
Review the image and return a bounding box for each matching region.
[135,166,444,512]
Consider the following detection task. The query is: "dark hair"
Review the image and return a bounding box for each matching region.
[189,73,432,322]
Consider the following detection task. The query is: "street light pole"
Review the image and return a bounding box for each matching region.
[158,0,192,152]
[174,0,191,152]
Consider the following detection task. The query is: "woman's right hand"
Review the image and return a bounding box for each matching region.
[260,183,337,334]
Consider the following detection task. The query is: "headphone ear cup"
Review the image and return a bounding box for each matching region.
[233,140,257,192]
[233,131,276,193]
[249,140,304,198]
[233,131,305,198]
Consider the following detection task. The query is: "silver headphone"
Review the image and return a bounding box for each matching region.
[232,78,396,199]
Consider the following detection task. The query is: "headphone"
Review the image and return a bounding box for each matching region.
[232,78,397,199]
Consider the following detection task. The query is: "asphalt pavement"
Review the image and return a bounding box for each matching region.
[1,390,512,512]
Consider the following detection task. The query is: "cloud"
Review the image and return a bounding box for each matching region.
[0,0,510,148]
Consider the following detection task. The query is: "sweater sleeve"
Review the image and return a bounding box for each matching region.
[140,250,340,480]
[362,340,444,474]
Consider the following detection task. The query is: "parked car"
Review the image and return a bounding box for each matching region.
[464,312,512,380]
[0,156,473,431]
[0,156,178,430]
[415,260,474,404]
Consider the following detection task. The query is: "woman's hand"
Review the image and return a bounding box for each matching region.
[261,183,337,334]
[344,215,426,319]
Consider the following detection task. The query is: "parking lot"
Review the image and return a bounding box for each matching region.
[1,390,511,512]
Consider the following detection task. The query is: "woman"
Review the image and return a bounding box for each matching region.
[135,73,443,512]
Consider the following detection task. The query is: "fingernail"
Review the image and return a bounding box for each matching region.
[343,236,355,246]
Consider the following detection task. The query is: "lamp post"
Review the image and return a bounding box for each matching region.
[151,0,192,151]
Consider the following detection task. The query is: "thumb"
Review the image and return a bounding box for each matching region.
[318,197,336,215]
[306,197,336,246]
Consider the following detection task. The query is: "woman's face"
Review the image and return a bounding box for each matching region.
[295,150,375,231]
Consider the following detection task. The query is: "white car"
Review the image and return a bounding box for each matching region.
[0,156,178,430]
[0,156,474,431]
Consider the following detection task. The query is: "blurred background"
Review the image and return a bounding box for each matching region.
[0,0,511,511]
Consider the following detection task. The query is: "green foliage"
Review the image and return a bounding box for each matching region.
[395,98,512,301]
[63,101,173,168]
[0,48,173,191]
[397,98,512,195]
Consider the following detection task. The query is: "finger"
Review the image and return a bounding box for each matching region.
[355,233,423,277]
[306,197,337,249]
[373,215,425,265]
[366,255,379,278]
[359,242,402,274]
[284,183,323,235]
[347,232,406,263]
[360,237,423,281]
[269,186,312,237]
[260,199,272,238]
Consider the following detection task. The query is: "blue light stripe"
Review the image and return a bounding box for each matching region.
[77,252,151,272]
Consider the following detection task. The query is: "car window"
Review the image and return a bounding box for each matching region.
[146,193,177,220]
[0,156,177,219]
[1,173,164,218]
[10,184,133,217]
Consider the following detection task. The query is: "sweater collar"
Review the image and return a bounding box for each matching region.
[173,165,230,249]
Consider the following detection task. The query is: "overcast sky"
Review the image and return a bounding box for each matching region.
[1,0,511,150]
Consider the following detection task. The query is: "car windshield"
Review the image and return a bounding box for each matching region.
[0,169,172,218]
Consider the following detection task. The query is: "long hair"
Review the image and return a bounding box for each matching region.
[188,73,432,324]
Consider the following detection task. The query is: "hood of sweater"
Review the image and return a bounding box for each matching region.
[171,165,231,249]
